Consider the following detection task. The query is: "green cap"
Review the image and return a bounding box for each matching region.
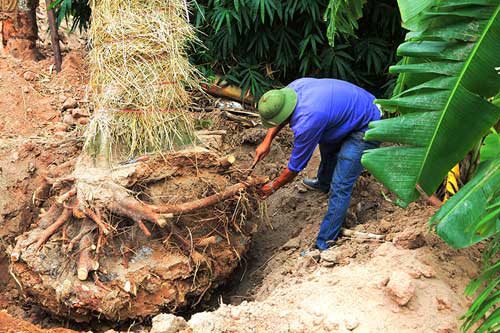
[258,88,297,128]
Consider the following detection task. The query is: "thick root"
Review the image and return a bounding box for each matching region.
[154,176,267,215]
[77,233,99,281]
[68,219,96,252]
[34,208,72,250]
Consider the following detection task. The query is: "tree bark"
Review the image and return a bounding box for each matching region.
[1,0,40,59]
[44,0,61,71]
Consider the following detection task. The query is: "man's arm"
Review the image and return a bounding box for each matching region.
[254,122,288,164]
[259,167,297,199]
[259,123,325,199]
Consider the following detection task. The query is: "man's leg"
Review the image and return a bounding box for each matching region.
[316,142,339,190]
[316,132,377,250]
[304,143,339,192]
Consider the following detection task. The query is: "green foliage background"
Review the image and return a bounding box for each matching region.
[49,0,404,100]
[190,0,405,99]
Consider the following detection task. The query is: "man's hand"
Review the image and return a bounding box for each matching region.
[258,181,274,199]
[254,141,271,165]
[258,167,298,199]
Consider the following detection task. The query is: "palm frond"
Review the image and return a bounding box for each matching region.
[324,0,366,46]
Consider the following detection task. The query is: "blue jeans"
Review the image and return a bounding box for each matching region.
[316,131,378,250]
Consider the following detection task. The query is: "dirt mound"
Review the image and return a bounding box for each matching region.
[182,241,468,333]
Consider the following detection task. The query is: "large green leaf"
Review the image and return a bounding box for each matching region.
[430,157,500,248]
[461,234,500,333]
[362,2,500,204]
[480,133,500,162]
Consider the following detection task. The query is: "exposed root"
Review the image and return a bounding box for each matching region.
[154,176,267,215]
[77,233,99,281]
[32,159,77,206]
[56,187,76,204]
[37,203,63,228]
[34,208,72,251]
[340,228,385,240]
[93,272,112,292]
[10,149,265,320]
[83,208,111,235]
[68,219,96,252]
[135,220,151,237]
[108,194,171,229]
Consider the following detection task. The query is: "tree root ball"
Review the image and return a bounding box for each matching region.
[9,148,266,321]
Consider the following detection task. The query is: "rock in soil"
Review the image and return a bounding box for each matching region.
[62,97,78,110]
[386,271,416,306]
[76,117,89,125]
[393,227,426,249]
[150,313,187,333]
[23,71,36,81]
[282,237,300,250]
[71,108,90,118]
[320,248,340,263]
[344,317,360,331]
[62,113,75,125]
[188,312,225,333]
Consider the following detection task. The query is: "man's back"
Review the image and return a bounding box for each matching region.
[287,78,380,172]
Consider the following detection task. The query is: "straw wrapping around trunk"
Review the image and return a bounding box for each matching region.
[85,0,201,160]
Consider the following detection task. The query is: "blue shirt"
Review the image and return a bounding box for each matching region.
[287,78,381,172]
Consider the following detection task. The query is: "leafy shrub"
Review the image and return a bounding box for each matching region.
[48,0,404,100]
[191,0,405,99]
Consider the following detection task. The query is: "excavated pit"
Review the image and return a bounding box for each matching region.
[8,148,266,322]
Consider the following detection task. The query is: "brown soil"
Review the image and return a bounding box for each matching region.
[0,39,484,333]
[0,311,79,333]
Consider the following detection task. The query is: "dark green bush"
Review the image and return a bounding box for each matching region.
[48,0,404,100]
[191,0,405,99]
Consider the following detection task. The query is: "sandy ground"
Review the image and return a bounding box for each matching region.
[0,37,485,333]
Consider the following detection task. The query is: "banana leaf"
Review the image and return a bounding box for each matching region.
[461,234,500,333]
[430,157,500,248]
[480,133,500,162]
[360,2,500,332]
[362,2,500,205]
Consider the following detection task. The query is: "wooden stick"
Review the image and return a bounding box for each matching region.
[45,0,62,73]
[340,228,385,240]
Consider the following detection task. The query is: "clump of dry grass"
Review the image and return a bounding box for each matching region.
[85,0,201,160]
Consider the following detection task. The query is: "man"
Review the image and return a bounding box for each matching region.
[254,78,381,250]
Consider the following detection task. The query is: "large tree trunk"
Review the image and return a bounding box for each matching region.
[0,0,40,59]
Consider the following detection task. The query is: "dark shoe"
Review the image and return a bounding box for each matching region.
[302,178,329,193]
